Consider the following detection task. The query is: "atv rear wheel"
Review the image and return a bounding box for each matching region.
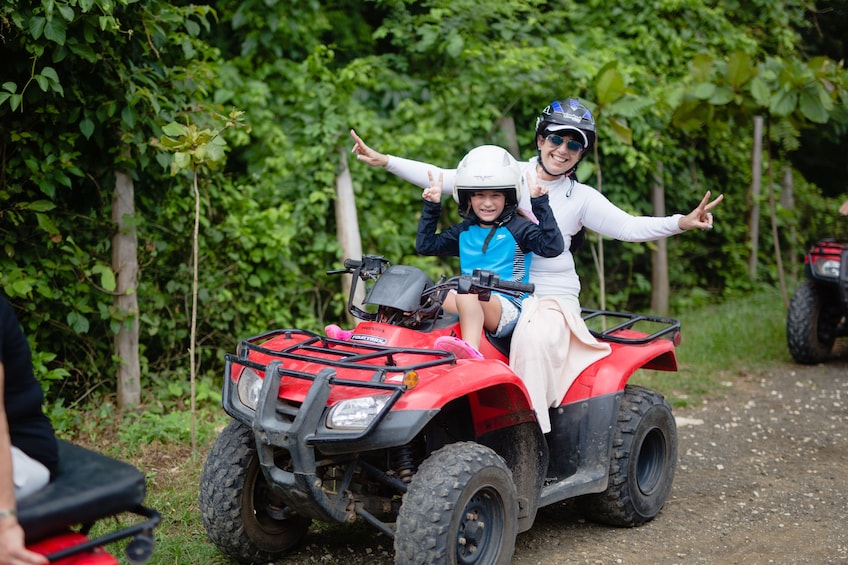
[578,385,677,527]
[199,419,310,564]
[394,442,517,565]
[786,279,841,364]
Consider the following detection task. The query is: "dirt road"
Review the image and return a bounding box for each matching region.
[513,358,848,565]
[280,358,848,564]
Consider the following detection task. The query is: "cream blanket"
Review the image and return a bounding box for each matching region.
[509,295,611,433]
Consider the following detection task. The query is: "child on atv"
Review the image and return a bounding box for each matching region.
[414,145,564,359]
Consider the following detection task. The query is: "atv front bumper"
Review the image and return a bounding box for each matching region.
[221,330,448,522]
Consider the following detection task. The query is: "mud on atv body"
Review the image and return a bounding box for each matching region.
[19,440,160,564]
[200,255,681,565]
[786,238,848,364]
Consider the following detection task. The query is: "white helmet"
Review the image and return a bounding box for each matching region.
[452,145,521,219]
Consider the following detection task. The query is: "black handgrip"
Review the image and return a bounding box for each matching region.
[497,279,535,294]
[343,258,362,270]
[470,269,534,294]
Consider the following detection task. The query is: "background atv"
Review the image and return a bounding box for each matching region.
[20,440,160,564]
[200,255,682,565]
[786,238,848,364]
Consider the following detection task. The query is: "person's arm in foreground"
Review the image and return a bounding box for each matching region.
[0,363,48,565]
[839,199,848,216]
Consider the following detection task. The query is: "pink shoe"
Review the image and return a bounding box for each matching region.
[434,336,483,360]
[325,324,355,341]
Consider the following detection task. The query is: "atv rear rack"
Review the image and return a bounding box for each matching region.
[582,309,681,345]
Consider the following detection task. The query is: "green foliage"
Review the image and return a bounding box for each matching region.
[1,0,846,409]
[1,0,224,399]
[631,285,787,407]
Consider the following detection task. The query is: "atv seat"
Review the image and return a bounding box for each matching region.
[485,330,511,358]
[17,440,153,544]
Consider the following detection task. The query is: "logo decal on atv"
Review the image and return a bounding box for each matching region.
[350,334,387,345]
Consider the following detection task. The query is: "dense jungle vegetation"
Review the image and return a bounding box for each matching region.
[1,0,847,409]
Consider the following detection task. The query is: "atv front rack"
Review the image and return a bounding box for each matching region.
[236,329,455,376]
[581,309,681,345]
[223,330,457,445]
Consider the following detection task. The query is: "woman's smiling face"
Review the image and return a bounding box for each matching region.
[536,132,585,179]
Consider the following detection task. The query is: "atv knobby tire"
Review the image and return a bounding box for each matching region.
[394,442,517,565]
[786,278,840,364]
[199,419,310,564]
[578,385,677,527]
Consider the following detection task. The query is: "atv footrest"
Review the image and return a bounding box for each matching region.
[18,440,157,545]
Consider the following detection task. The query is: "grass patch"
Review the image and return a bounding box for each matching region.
[630,285,788,407]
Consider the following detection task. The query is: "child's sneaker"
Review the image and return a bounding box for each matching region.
[434,335,483,360]
[325,324,355,341]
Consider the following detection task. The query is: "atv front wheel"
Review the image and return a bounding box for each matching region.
[199,419,310,564]
[578,385,677,527]
[394,442,517,565]
[786,279,841,364]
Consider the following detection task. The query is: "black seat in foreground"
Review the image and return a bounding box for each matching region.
[17,440,149,543]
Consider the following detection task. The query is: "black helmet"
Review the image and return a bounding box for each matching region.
[535,98,596,151]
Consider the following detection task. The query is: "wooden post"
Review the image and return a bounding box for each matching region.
[499,116,520,159]
[112,169,140,408]
[335,147,365,325]
[747,116,763,280]
[781,166,798,283]
[766,144,789,309]
[651,161,669,315]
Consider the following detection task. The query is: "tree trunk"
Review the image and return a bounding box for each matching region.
[765,140,789,309]
[651,161,669,315]
[499,116,520,159]
[112,169,140,408]
[747,116,764,280]
[781,166,798,283]
[591,140,606,311]
[335,147,364,325]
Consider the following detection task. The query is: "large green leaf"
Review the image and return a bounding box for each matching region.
[725,51,754,89]
[769,88,798,116]
[799,84,829,123]
[596,66,625,106]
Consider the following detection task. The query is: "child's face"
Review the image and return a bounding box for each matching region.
[470,190,506,223]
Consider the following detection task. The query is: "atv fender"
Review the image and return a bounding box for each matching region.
[562,336,677,404]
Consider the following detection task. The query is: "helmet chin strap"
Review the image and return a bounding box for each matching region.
[537,147,583,179]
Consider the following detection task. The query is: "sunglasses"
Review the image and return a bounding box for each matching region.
[546,134,584,152]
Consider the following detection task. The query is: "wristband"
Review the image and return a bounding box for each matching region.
[0,508,16,519]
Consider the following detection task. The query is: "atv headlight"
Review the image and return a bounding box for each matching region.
[326,395,390,430]
[236,367,263,411]
[812,258,841,278]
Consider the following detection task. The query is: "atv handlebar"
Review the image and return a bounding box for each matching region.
[327,255,534,296]
[327,256,390,279]
[327,255,534,328]
[455,269,534,297]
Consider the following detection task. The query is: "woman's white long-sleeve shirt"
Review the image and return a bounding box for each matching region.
[386,154,683,297]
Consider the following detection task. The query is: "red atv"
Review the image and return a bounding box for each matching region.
[200,255,682,565]
[20,441,160,564]
[786,238,848,364]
